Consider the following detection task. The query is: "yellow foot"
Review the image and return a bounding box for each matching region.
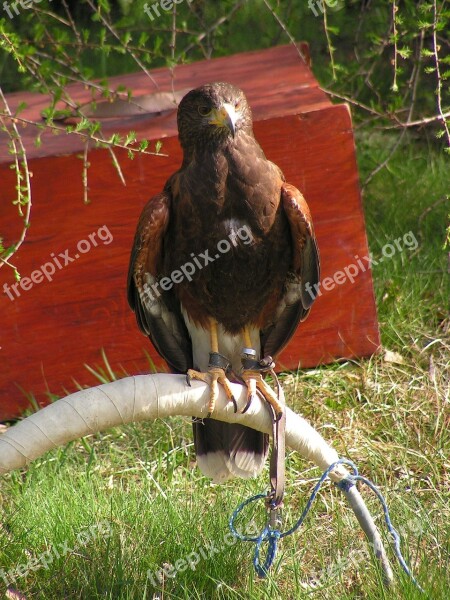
[241,370,283,418]
[186,367,237,417]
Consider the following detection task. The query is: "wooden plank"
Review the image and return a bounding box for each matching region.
[0,103,379,420]
[0,43,328,162]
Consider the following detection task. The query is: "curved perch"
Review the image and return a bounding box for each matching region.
[0,374,393,585]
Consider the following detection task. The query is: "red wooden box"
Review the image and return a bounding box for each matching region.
[0,44,380,420]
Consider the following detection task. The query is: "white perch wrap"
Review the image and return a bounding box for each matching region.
[0,374,345,477]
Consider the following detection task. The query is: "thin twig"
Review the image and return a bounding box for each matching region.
[61,0,82,47]
[322,1,336,80]
[1,32,26,72]
[391,0,399,92]
[320,88,386,119]
[107,146,126,187]
[29,7,71,27]
[409,196,450,259]
[82,140,90,205]
[363,28,425,186]
[0,112,167,157]
[262,0,308,65]
[35,8,78,80]
[354,34,390,107]
[170,2,177,100]
[0,255,18,271]
[355,0,372,43]
[176,1,246,61]
[0,87,32,275]
[432,0,450,149]
[363,129,408,187]
[85,0,159,89]
[379,111,450,130]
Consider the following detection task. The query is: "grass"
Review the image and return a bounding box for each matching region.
[0,133,449,599]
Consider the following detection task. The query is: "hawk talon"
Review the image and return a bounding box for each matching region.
[186,366,236,417]
[240,393,255,414]
[241,369,283,418]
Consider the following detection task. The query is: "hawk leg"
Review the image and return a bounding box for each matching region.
[240,327,283,418]
[186,318,237,417]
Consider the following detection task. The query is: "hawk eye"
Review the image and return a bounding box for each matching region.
[198,105,211,117]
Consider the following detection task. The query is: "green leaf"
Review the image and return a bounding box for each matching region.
[99,28,107,46]
[419,3,434,14]
[138,32,150,47]
[124,131,136,146]
[98,0,111,11]
[121,32,132,47]
[398,47,412,60]
[75,117,91,132]
[15,102,27,115]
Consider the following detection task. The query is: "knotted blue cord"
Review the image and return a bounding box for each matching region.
[229,458,425,593]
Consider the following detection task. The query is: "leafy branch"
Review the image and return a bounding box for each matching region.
[0,87,31,278]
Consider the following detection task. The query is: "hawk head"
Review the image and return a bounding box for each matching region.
[177,82,253,153]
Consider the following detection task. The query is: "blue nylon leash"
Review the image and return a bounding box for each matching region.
[229,457,425,593]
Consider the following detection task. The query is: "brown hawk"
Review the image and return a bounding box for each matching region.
[128,82,319,482]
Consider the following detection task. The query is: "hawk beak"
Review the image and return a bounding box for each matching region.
[209,103,238,137]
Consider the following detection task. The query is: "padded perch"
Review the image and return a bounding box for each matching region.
[0,374,393,584]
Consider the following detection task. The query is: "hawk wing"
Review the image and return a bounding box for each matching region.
[127,191,192,373]
[261,182,320,358]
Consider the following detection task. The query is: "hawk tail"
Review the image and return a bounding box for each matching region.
[192,419,269,482]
